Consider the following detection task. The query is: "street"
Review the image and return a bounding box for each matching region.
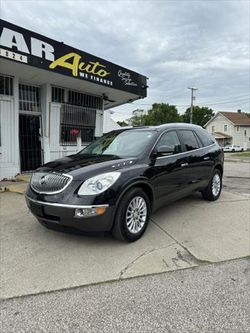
[1,259,249,333]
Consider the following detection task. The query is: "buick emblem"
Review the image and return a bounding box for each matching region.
[39,175,47,185]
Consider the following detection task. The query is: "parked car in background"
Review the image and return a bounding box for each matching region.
[26,124,224,242]
[223,144,244,152]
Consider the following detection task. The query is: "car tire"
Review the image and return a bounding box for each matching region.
[112,187,151,242]
[232,149,235,152]
[202,169,222,201]
[241,149,244,152]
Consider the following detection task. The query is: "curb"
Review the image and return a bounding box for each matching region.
[16,174,32,182]
[0,183,28,194]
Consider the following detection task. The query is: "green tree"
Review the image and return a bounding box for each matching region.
[130,103,181,126]
[117,120,129,127]
[182,106,214,127]
[128,109,145,126]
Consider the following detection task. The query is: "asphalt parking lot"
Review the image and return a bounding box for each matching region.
[0,160,249,300]
[223,159,250,195]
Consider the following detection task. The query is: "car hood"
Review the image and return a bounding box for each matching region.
[37,154,138,180]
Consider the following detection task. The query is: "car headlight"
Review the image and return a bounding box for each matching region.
[78,172,121,195]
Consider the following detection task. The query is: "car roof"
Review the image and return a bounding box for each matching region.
[114,123,203,133]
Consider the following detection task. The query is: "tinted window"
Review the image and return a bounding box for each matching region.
[179,130,200,151]
[156,131,182,154]
[196,129,215,147]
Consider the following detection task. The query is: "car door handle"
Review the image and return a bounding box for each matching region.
[203,157,210,160]
[181,163,189,167]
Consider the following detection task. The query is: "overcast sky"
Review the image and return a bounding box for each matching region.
[1,0,249,121]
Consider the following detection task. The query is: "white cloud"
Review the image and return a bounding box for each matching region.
[1,0,249,120]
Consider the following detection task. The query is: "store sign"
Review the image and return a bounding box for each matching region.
[0,19,147,97]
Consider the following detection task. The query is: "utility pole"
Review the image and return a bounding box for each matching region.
[188,87,198,124]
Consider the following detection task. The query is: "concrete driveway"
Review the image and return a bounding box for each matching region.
[1,188,249,299]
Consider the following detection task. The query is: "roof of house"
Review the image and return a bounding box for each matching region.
[220,112,250,125]
[205,111,250,127]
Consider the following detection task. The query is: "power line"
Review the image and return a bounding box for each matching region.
[202,98,249,106]
[198,93,249,103]
[112,96,249,116]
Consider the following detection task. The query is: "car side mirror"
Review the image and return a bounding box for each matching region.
[156,145,174,156]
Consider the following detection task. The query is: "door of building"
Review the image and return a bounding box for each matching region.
[19,114,42,172]
[19,83,42,172]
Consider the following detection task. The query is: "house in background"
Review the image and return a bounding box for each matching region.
[204,110,250,150]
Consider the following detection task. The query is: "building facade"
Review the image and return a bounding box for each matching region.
[204,111,250,149]
[0,20,147,179]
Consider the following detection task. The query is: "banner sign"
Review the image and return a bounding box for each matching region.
[0,20,147,97]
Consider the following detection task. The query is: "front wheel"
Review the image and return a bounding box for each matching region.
[112,187,151,242]
[202,169,222,201]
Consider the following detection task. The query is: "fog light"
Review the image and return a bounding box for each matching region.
[74,207,106,218]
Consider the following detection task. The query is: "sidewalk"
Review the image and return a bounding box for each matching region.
[0,174,31,194]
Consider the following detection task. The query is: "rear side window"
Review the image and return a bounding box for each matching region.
[179,130,200,151]
[196,129,215,147]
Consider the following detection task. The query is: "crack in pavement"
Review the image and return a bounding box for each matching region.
[119,243,176,279]
[224,176,250,179]
[150,218,213,265]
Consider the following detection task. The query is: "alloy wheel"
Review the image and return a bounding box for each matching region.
[126,196,147,234]
[212,173,221,197]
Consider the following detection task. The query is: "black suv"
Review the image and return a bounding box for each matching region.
[26,123,224,242]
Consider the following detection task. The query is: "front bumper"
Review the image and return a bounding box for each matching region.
[26,195,115,233]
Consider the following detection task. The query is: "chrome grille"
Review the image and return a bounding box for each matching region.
[31,172,72,194]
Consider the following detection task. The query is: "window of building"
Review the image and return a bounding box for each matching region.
[60,104,96,145]
[68,90,102,109]
[236,125,240,132]
[212,125,215,132]
[0,75,13,96]
[156,131,182,154]
[52,86,102,109]
[179,130,200,151]
[19,84,40,112]
[244,130,247,136]
[224,125,227,132]
[52,87,65,103]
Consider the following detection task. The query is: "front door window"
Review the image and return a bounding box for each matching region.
[156,131,182,154]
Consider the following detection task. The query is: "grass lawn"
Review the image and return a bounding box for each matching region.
[233,152,250,157]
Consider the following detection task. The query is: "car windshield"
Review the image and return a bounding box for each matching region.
[79,130,156,158]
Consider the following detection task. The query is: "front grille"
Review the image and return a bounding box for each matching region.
[31,172,72,194]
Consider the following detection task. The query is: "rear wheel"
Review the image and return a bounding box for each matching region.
[112,187,151,242]
[202,169,222,201]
